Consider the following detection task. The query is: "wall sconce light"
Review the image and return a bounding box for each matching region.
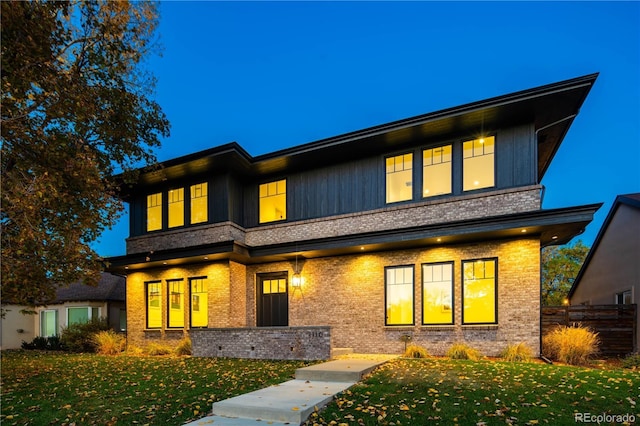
[292,272,302,288]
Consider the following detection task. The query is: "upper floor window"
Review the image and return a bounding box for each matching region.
[168,188,184,228]
[462,258,497,324]
[190,277,208,328]
[463,136,495,191]
[147,192,162,232]
[385,265,414,326]
[422,262,454,325]
[386,153,413,203]
[423,145,452,198]
[190,183,208,224]
[259,179,286,223]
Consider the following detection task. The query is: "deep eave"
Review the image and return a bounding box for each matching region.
[118,73,598,197]
[106,203,601,274]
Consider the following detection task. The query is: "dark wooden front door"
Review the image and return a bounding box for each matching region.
[257,273,288,327]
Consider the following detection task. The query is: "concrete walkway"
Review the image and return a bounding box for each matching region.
[184,356,396,426]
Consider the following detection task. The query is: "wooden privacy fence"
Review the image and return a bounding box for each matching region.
[541,305,637,357]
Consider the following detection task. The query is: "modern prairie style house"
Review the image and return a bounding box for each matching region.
[107,74,601,359]
[569,193,640,351]
[0,273,126,349]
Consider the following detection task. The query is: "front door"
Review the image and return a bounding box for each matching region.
[257,272,289,327]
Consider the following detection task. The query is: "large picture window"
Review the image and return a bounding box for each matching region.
[190,277,208,328]
[147,192,162,231]
[462,258,497,324]
[40,309,58,337]
[259,179,287,223]
[423,145,452,198]
[67,307,100,325]
[167,279,185,328]
[168,188,184,228]
[386,153,413,203]
[463,136,495,191]
[422,262,454,325]
[190,183,208,224]
[146,281,162,329]
[385,266,414,326]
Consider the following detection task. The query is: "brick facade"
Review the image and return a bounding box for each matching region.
[126,237,540,357]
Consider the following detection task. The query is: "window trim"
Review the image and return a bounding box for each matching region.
[259,178,287,224]
[384,265,415,326]
[422,144,453,199]
[166,278,185,329]
[461,257,498,325]
[422,261,455,326]
[189,276,208,328]
[462,135,496,192]
[385,152,414,204]
[167,187,185,229]
[190,182,209,225]
[145,280,162,329]
[146,192,163,232]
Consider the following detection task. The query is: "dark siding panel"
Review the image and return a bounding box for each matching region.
[211,175,229,223]
[496,124,536,188]
[227,175,244,225]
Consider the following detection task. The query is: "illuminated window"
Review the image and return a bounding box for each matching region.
[67,307,100,325]
[167,279,184,328]
[40,310,58,337]
[462,259,497,324]
[190,277,208,328]
[190,183,208,224]
[259,179,286,223]
[422,262,454,325]
[168,188,184,228]
[463,136,495,191]
[146,281,162,329]
[262,278,287,294]
[385,266,414,325]
[147,192,162,231]
[423,145,452,198]
[386,153,413,203]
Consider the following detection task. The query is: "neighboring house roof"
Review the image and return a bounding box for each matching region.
[53,272,125,304]
[568,193,640,299]
[117,73,598,199]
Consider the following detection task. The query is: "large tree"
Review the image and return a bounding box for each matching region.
[541,240,590,306]
[1,1,169,306]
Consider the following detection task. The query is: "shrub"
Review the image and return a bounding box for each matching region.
[446,342,482,360]
[403,344,429,358]
[621,353,640,370]
[92,330,126,355]
[21,336,63,351]
[542,324,599,366]
[146,343,173,356]
[175,337,192,356]
[501,342,533,362]
[60,318,110,353]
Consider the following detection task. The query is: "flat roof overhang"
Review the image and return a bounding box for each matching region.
[117,73,598,197]
[105,203,601,274]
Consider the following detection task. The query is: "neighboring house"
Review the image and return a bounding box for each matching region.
[107,74,602,358]
[0,273,126,349]
[568,193,640,350]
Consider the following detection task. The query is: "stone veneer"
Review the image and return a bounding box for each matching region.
[190,327,330,360]
[126,185,542,255]
[125,237,540,357]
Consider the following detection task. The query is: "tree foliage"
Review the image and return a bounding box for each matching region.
[541,240,590,306]
[1,1,169,305]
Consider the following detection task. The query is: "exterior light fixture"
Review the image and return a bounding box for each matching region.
[521,229,527,233]
[292,253,303,289]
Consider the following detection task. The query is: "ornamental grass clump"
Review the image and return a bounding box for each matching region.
[92,330,126,355]
[500,342,534,362]
[175,337,192,356]
[403,344,429,358]
[446,342,482,360]
[542,324,599,366]
[146,342,173,356]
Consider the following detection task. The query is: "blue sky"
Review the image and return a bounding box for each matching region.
[95,1,640,257]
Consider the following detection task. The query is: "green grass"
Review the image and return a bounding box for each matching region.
[1,350,311,425]
[305,358,639,426]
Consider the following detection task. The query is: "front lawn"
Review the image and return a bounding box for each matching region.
[305,358,639,425]
[1,350,310,425]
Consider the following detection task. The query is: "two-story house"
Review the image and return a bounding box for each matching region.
[107,74,602,359]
